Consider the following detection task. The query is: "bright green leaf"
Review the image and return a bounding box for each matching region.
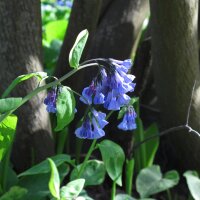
[48,158,60,199]
[184,170,200,200]
[136,165,179,198]
[70,160,106,186]
[0,98,22,114]
[0,115,17,161]
[18,164,69,200]
[69,29,89,68]
[55,86,76,132]
[98,140,125,186]
[60,179,85,199]
[44,20,68,44]
[0,186,27,200]
[18,154,72,177]
[2,72,47,98]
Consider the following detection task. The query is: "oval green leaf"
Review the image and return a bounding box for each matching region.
[69,29,89,68]
[136,165,179,198]
[184,170,200,200]
[55,86,76,132]
[70,160,106,186]
[0,97,22,113]
[98,140,125,186]
[60,179,85,199]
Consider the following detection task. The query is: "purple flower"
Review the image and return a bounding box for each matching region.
[75,109,108,139]
[57,0,73,8]
[44,88,57,113]
[118,106,137,131]
[75,117,93,139]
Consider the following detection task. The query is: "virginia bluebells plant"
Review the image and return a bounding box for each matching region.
[44,88,57,113]
[57,0,73,8]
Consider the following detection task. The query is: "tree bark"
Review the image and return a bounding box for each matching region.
[150,0,200,169]
[0,0,54,171]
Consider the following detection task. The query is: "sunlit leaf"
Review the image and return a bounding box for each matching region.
[69,29,89,68]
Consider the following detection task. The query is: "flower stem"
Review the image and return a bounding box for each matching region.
[0,63,99,123]
[77,139,97,178]
[111,181,116,200]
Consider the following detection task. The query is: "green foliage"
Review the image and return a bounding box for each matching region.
[55,86,76,131]
[134,99,159,172]
[0,186,27,200]
[0,98,22,114]
[98,140,125,186]
[70,160,106,186]
[60,179,85,200]
[136,165,179,198]
[19,164,69,200]
[43,20,68,43]
[0,115,17,161]
[115,194,155,200]
[2,72,47,98]
[48,158,60,199]
[184,171,200,200]
[18,154,72,177]
[69,29,89,68]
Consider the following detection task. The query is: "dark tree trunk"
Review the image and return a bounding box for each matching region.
[150,0,200,170]
[0,0,54,171]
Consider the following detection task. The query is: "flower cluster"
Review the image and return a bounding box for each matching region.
[75,109,108,139]
[44,88,57,113]
[57,0,73,8]
[77,58,137,139]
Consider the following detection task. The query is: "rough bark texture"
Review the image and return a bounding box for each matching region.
[150,0,200,169]
[0,0,54,171]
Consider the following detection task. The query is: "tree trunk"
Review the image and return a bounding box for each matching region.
[0,0,54,172]
[150,0,200,170]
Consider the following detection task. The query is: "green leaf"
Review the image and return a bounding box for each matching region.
[98,140,125,186]
[2,72,47,98]
[78,190,94,200]
[44,20,68,44]
[55,86,76,132]
[70,160,106,186]
[136,165,179,198]
[48,158,60,199]
[0,98,22,114]
[69,29,89,68]
[129,97,139,106]
[0,186,27,200]
[60,179,85,200]
[18,154,72,177]
[115,194,136,200]
[184,170,200,200]
[18,164,69,200]
[0,115,17,161]
[144,123,159,166]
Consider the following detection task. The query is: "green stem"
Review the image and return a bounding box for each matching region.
[167,189,172,200]
[0,63,98,123]
[111,181,116,200]
[77,139,97,178]
[125,158,134,196]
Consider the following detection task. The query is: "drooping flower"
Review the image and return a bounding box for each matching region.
[75,109,108,139]
[118,106,137,131]
[44,88,57,113]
